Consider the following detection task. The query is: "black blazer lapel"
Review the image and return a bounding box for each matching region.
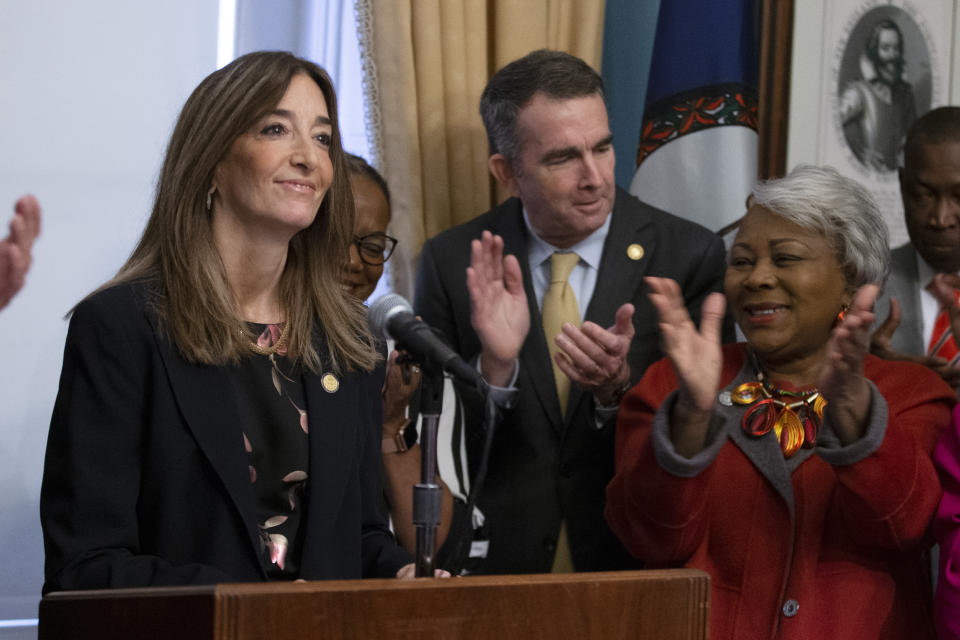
[151,329,265,574]
[585,191,654,325]
[489,200,566,432]
[300,363,359,572]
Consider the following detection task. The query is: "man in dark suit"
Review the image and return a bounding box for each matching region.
[414,50,729,574]
[872,106,960,391]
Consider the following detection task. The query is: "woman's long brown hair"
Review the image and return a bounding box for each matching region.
[92,51,375,373]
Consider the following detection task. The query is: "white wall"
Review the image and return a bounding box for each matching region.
[0,0,218,628]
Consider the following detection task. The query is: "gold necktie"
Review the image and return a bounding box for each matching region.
[542,252,581,415]
[542,251,580,573]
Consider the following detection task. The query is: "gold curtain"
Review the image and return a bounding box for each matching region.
[357,0,605,300]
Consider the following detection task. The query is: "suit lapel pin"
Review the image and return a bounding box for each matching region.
[321,373,339,393]
[627,244,644,261]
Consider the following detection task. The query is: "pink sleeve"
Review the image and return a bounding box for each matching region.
[935,404,960,640]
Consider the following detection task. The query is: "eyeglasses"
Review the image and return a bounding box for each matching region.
[352,232,398,265]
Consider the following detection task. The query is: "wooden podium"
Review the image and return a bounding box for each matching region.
[39,569,709,639]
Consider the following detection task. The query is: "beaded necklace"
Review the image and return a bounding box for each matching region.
[239,321,290,356]
[731,366,825,458]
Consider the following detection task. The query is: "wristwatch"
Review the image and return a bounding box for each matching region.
[381,418,417,454]
[596,377,633,409]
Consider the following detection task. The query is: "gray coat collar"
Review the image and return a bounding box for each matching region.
[716,362,815,515]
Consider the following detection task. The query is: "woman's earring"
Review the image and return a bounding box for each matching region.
[835,306,848,326]
[206,186,216,211]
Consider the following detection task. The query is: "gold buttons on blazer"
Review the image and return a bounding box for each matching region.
[627,244,644,261]
[321,373,339,393]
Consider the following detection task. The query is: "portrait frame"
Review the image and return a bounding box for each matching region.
[765,0,960,246]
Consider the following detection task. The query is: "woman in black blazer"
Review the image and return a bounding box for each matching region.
[40,51,413,591]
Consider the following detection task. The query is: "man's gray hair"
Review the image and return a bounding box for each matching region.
[749,165,889,290]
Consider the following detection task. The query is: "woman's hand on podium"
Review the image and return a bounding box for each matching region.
[396,563,451,579]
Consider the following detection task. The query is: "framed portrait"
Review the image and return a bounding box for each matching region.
[780,0,959,246]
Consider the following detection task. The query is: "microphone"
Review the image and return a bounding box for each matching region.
[368,293,483,390]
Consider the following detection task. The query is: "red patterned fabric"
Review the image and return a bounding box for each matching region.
[928,286,960,365]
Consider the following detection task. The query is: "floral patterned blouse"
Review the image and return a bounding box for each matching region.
[226,322,308,580]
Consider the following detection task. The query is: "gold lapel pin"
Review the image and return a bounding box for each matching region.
[627,244,644,261]
[321,373,339,393]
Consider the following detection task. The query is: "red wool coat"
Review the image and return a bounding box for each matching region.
[606,344,954,639]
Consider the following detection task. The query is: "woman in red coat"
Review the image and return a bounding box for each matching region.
[606,165,954,639]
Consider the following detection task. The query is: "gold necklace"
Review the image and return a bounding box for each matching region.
[239,321,290,356]
[732,369,825,458]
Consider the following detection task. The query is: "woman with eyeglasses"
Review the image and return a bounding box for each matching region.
[342,154,397,302]
[342,153,452,558]
[342,154,529,571]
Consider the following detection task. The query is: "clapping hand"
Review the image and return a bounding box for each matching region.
[0,195,41,311]
[646,277,726,412]
[645,276,726,457]
[870,290,960,389]
[466,231,529,387]
[820,284,878,444]
[554,302,636,405]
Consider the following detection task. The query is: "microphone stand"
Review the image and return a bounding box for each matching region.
[413,365,444,577]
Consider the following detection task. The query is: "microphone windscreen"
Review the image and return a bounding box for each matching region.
[367,293,413,337]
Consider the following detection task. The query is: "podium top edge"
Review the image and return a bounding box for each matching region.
[42,568,709,600]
